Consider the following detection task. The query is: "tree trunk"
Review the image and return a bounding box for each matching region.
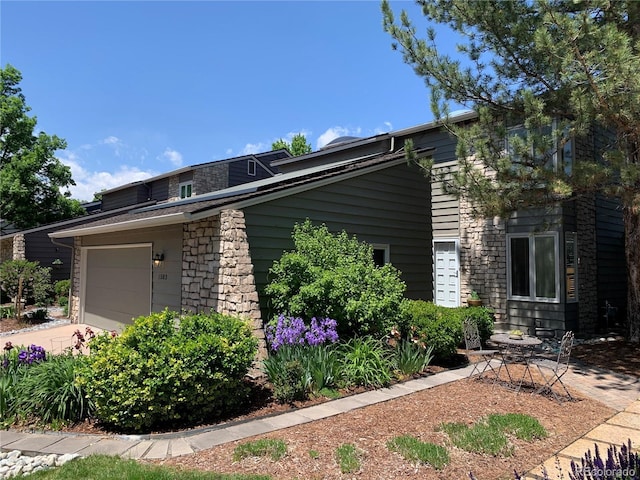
[625,205,640,342]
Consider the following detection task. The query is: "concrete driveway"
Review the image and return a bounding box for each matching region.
[1,324,100,354]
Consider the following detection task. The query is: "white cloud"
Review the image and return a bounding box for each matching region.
[374,121,393,135]
[101,136,120,145]
[316,126,362,149]
[241,142,268,155]
[59,151,157,202]
[160,148,183,167]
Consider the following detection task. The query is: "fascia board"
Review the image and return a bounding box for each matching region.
[48,212,191,238]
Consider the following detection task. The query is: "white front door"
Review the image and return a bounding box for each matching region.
[433,239,460,307]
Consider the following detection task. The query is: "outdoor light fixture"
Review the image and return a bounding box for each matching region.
[153,253,165,267]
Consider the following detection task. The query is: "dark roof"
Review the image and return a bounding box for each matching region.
[50,146,434,238]
[98,149,290,196]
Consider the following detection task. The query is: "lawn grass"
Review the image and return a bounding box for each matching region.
[335,443,361,473]
[232,438,287,462]
[387,435,449,469]
[440,413,547,456]
[24,455,271,480]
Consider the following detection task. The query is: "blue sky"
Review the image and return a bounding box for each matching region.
[2,1,453,202]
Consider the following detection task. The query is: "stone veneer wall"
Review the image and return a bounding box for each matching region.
[0,238,14,263]
[70,237,82,322]
[182,209,266,358]
[576,194,598,332]
[459,196,508,322]
[195,164,228,195]
[11,234,26,260]
[167,175,180,202]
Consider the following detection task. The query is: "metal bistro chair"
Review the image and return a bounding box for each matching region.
[530,331,575,402]
[463,318,499,379]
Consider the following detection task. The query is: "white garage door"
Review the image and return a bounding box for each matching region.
[83,245,151,331]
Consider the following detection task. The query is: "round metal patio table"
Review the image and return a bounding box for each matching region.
[489,333,542,391]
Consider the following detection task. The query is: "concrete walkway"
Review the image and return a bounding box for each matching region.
[1,324,640,476]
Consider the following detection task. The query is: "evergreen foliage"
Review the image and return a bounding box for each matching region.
[382,0,640,340]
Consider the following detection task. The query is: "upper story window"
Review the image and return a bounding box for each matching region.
[179,181,193,199]
[506,119,573,176]
[507,232,559,302]
[248,159,257,176]
[371,244,390,267]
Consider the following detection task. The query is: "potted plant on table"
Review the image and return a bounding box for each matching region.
[467,290,483,307]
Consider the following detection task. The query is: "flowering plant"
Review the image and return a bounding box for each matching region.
[265,315,339,352]
[2,342,47,370]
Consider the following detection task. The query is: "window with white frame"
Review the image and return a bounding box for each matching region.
[507,232,559,302]
[179,181,193,199]
[248,159,256,176]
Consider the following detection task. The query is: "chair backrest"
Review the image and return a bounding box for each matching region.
[555,331,574,370]
[463,318,482,351]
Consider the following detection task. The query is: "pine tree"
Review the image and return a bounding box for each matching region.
[382,0,640,340]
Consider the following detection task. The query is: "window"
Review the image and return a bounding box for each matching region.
[507,233,559,302]
[565,232,578,302]
[179,182,193,199]
[248,159,256,176]
[371,244,390,267]
[506,119,573,175]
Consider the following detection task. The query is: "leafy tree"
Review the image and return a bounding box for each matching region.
[0,64,85,230]
[265,220,406,337]
[0,259,52,318]
[272,133,312,156]
[382,0,640,341]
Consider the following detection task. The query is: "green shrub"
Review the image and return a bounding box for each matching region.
[399,300,494,360]
[339,336,392,388]
[265,220,406,337]
[79,309,258,432]
[11,353,93,423]
[54,279,71,301]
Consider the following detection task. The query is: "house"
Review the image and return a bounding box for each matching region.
[48,116,626,352]
[0,150,289,285]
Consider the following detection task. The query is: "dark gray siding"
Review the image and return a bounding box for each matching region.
[243,162,432,321]
[596,194,626,322]
[102,185,149,211]
[228,159,274,187]
[150,178,170,202]
[25,232,74,283]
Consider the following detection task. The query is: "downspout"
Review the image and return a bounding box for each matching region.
[388,136,395,153]
[49,237,76,324]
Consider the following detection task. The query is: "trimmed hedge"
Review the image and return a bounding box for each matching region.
[399,300,494,360]
[79,309,258,432]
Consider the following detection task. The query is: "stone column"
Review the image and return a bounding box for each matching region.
[459,196,507,322]
[12,234,25,260]
[70,238,82,323]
